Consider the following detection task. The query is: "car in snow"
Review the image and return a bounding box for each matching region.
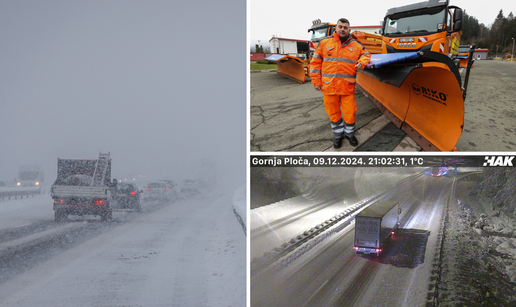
[180,179,200,194]
[159,179,179,199]
[143,182,169,201]
[112,182,142,211]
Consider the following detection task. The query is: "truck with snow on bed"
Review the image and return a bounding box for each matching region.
[353,201,401,256]
[51,152,114,222]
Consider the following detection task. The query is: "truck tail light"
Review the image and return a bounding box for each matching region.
[353,246,359,251]
[96,200,105,205]
[146,188,151,191]
[163,189,168,191]
[131,191,136,195]
[391,231,395,235]
[375,248,382,253]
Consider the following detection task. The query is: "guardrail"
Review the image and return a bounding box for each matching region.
[0,187,41,200]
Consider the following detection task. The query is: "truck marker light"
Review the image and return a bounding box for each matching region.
[146,188,151,191]
[60,199,63,204]
[96,200,105,205]
[163,189,168,191]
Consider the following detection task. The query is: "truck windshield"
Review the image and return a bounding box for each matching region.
[310,27,331,41]
[383,6,446,35]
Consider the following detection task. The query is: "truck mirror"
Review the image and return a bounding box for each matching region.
[453,8,463,31]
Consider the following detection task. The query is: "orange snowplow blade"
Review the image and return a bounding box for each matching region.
[357,51,465,151]
[458,57,474,68]
[266,54,307,83]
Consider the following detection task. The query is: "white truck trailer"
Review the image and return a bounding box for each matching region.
[51,152,114,222]
[353,201,400,256]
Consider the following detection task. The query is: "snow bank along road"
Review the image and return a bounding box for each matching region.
[251,171,464,306]
[0,188,245,307]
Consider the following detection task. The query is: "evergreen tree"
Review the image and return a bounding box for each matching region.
[462,12,480,43]
[496,9,504,21]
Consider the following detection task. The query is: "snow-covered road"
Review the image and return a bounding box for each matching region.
[251,171,454,306]
[0,187,246,307]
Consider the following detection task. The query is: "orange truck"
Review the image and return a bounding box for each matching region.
[356,0,475,151]
[267,20,382,83]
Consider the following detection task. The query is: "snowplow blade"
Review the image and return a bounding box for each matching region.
[357,51,465,151]
[265,54,307,83]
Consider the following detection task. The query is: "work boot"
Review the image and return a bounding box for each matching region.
[346,135,358,146]
[334,137,343,149]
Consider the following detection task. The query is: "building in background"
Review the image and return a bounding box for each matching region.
[269,37,309,58]
[474,48,489,60]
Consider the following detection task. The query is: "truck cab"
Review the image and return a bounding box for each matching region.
[381,0,463,57]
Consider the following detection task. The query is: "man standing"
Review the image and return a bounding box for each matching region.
[310,18,371,148]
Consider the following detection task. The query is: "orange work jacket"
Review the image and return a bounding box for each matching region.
[310,32,371,95]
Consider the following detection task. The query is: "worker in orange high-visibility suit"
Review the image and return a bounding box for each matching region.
[310,18,371,149]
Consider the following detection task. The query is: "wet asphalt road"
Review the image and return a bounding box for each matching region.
[456,60,516,151]
[250,60,516,152]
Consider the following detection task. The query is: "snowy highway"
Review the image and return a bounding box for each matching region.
[251,170,457,306]
[0,186,246,306]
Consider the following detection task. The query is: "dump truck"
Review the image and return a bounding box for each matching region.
[353,201,400,256]
[357,0,475,151]
[51,152,114,222]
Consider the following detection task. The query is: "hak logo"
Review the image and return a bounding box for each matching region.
[483,156,515,166]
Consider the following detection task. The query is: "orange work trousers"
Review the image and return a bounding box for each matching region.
[323,93,357,125]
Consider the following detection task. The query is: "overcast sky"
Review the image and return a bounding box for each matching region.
[0,0,245,188]
[250,0,514,44]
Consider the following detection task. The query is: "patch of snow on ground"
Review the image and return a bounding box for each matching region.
[440,178,516,306]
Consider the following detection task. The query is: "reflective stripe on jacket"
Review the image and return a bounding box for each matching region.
[310,32,371,95]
